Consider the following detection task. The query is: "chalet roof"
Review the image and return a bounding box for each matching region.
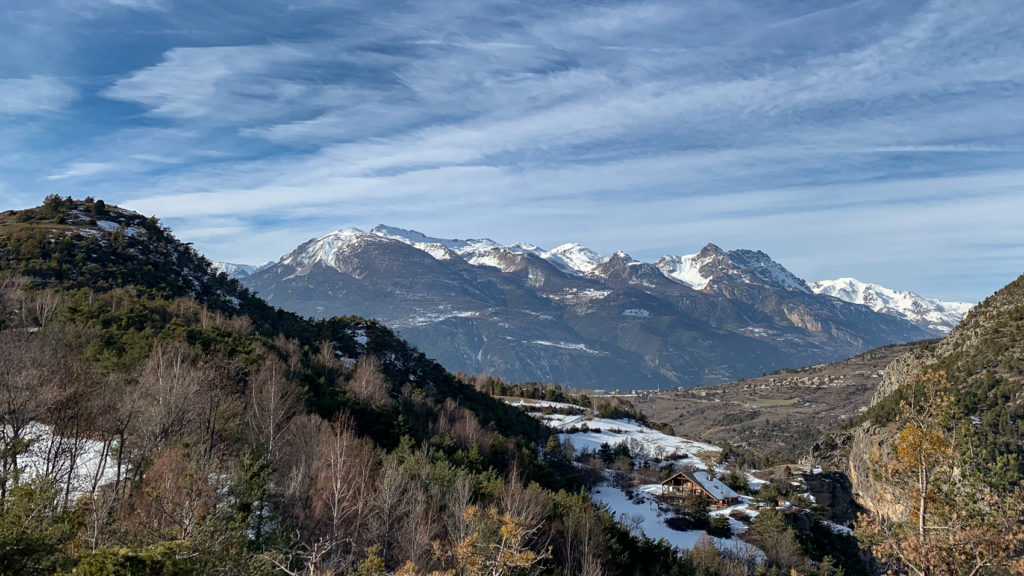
[662,469,740,501]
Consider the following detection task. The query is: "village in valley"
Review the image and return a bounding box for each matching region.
[506,395,855,561]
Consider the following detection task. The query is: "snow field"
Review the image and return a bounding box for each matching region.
[594,482,764,559]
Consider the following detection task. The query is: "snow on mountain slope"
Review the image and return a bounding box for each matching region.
[13,422,120,498]
[370,225,606,274]
[212,260,273,279]
[725,248,812,293]
[279,227,388,268]
[656,244,810,293]
[592,483,761,555]
[370,224,499,260]
[540,243,607,274]
[810,278,973,333]
[655,252,712,290]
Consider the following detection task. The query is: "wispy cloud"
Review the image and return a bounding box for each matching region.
[0,76,77,116]
[3,0,1024,301]
[100,0,166,11]
[47,161,122,180]
[103,44,316,122]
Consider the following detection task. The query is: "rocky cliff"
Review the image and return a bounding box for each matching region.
[843,272,1024,521]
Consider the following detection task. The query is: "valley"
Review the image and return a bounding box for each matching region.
[636,341,928,462]
[0,198,1018,576]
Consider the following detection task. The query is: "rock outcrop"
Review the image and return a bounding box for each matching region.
[802,471,863,524]
[844,346,932,522]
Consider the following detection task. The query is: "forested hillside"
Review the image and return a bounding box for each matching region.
[848,273,1024,574]
[0,197,698,575]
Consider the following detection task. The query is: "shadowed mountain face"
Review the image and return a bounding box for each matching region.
[243,226,936,389]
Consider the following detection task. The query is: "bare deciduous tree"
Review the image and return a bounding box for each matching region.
[122,445,218,543]
[348,355,392,406]
[434,399,491,455]
[0,329,59,498]
[247,352,301,462]
[306,416,378,570]
[134,339,202,455]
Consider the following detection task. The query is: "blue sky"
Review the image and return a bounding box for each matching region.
[2,0,1023,302]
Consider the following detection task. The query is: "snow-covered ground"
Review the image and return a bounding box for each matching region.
[506,397,849,562]
[594,481,763,558]
[505,399,586,411]
[6,422,119,498]
[538,412,719,464]
[744,472,770,491]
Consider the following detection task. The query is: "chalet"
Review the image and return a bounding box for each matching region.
[660,469,740,508]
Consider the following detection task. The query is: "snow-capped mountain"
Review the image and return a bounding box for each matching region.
[369,225,607,275]
[810,278,973,333]
[511,242,608,275]
[656,243,811,294]
[212,260,273,279]
[369,225,499,261]
[238,225,937,389]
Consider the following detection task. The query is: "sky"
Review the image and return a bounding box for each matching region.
[1,0,1023,303]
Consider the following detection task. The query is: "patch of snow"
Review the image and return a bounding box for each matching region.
[744,473,769,491]
[371,225,609,275]
[546,243,607,274]
[395,310,479,327]
[529,340,605,355]
[349,328,369,346]
[656,253,712,290]
[547,288,613,304]
[823,520,853,536]
[212,261,274,279]
[467,249,520,272]
[540,415,719,461]
[622,308,650,318]
[593,482,762,557]
[282,228,377,268]
[370,225,500,261]
[7,422,120,498]
[506,399,586,410]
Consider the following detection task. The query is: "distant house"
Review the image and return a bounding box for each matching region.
[661,469,740,508]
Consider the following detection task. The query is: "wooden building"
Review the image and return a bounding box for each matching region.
[660,469,740,508]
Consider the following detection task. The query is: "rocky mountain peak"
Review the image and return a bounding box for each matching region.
[369,224,500,260]
[719,248,811,293]
[698,242,725,258]
[610,250,635,262]
[280,227,382,269]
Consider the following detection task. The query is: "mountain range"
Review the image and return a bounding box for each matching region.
[808,277,971,333]
[226,226,972,390]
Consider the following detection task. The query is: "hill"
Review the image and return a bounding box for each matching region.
[838,273,1024,574]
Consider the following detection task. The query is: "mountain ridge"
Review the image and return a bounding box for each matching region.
[810,277,972,333]
[237,225,950,389]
